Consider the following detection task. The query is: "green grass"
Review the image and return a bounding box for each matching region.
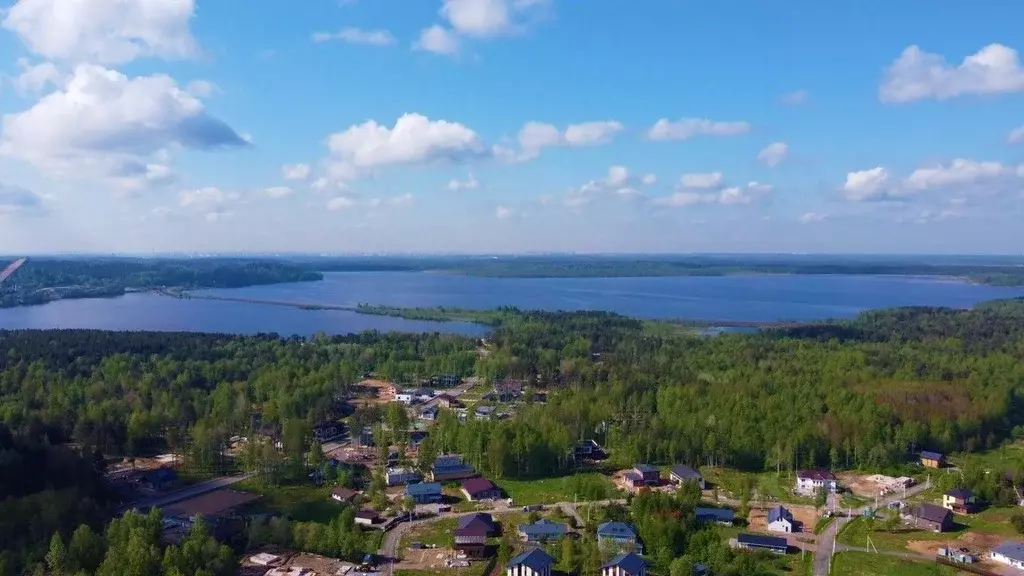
[401,517,458,548]
[830,552,955,576]
[949,442,1024,471]
[498,473,619,506]
[236,480,347,523]
[814,515,836,535]
[704,468,816,505]
[841,493,869,509]
[839,506,1021,554]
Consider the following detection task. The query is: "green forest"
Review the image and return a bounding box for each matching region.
[3,300,1024,573]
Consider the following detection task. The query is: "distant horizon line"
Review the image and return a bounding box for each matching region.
[2,251,1024,259]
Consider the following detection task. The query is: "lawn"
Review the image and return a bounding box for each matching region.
[401,517,458,548]
[704,468,817,505]
[830,552,956,576]
[949,442,1024,472]
[498,472,619,506]
[814,515,836,535]
[838,508,1020,553]
[236,480,346,523]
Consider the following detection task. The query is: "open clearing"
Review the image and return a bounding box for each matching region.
[830,551,956,576]
[747,504,820,534]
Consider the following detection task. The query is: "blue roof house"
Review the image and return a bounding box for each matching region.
[518,519,569,542]
[695,507,735,525]
[506,547,555,576]
[602,552,648,576]
[406,482,443,504]
[597,521,642,554]
[768,505,795,533]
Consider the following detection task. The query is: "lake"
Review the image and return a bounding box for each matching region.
[1,272,1022,336]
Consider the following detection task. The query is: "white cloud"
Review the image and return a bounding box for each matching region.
[2,0,199,64]
[327,196,356,211]
[387,193,415,207]
[905,159,1015,191]
[282,163,312,181]
[717,182,773,205]
[313,27,396,46]
[653,191,713,207]
[781,90,809,106]
[416,25,460,55]
[641,173,657,185]
[1008,126,1024,144]
[325,113,487,179]
[678,172,724,189]
[111,161,175,193]
[842,167,892,201]
[439,0,548,37]
[647,118,751,141]
[615,187,642,199]
[179,186,239,221]
[13,59,61,94]
[495,205,512,219]
[607,165,629,187]
[448,173,480,191]
[263,186,295,198]
[799,212,828,223]
[757,142,788,167]
[880,44,1024,103]
[185,79,219,97]
[514,120,623,160]
[0,183,44,214]
[0,64,247,179]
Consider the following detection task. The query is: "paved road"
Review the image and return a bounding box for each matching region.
[120,473,251,513]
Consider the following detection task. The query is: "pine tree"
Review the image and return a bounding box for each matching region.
[46,533,67,576]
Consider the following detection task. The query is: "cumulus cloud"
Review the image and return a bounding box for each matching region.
[905,159,1018,191]
[799,212,828,223]
[185,80,219,97]
[282,163,311,180]
[655,180,771,207]
[2,0,199,64]
[1008,126,1024,144]
[416,25,461,55]
[0,183,44,214]
[448,173,480,191]
[0,64,248,180]
[757,142,788,167]
[12,58,61,94]
[880,44,1024,103]
[324,113,487,180]
[842,167,892,201]
[513,120,623,160]
[495,205,512,219]
[327,196,356,211]
[607,166,630,187]
[178,186,240,221]
[781,90,809,106]
[387,193,415,207]
[111,160,175,193]
[647,118,751,141]
[440,0,548,37]
[842,160,1024,202]
[678,172,724,190]
[313,27,396,46]
[263,186,295,198]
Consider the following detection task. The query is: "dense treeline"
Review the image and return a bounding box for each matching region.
[0,258,321,308]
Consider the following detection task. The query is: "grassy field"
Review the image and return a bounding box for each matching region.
[837,510,1018,553]
[235,480,346,523]
[704,468,817,505]
[830,552,956,575]
[498,472,619,506]
[402,517,458,548]
[949,442,1024,471]
[814,515,836,535]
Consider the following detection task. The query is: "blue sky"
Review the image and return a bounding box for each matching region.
[0,0,1022,254]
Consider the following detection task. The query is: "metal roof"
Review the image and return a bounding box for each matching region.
[768,505,792,524]
[737,533,787,550]
[508,548,554,572]
[405,482,442,496]
[695,507,735,522]
[670,464,702,480]
[992,541,1024,562]
[597,521,637,539]
[602,552,647,575]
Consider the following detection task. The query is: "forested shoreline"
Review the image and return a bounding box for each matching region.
[3,301,1024,572]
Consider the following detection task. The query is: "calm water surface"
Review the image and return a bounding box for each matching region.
[1,272,1022,336]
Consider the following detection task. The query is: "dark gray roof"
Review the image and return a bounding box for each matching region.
[737,533,787,550]
[695,507,735,522]
[946,488,974,499]
[634,464,658,474]
[768,505,792,524]
[920,450,944,460]
[916,503,951,524]
[993,541,1024,562]
[457,513,496,532]
[519,519,568,537]
[671,464,701,480]
[602,552,647,575]
[508,548,554,571]
[598,521,637,539]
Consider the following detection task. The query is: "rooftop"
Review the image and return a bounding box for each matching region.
[920,450,944,460]
[768,505,792,524]
[737,533,788,549]
[695,507,735,522]
[915,503,951,524]
[602,552,647,574]
[634,464,659,474]
[406,482,442,496]
[461,477,498,495]
[946,488,974,499]
[671,464,701,480]
[797,469,836,481]
[508,547,554,572]
[598,521,637,539]
[993,541,1024,562]
[519,519,569,536]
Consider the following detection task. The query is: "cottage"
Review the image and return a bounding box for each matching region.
[670,464,705,489]
[386,467,422,487]
[462,477,502,501]
[406,482,443,504]
[991,541,1024,570]
[475,405,496,420]
[575,439,605,460]
[625,464,660,489]
[433,394,461,409]
[331,487,359,504]
[354,509,381,527]
[453,523,489,558]
[767,506,795,533]
[395,393,415,405]
[518,519,568,542]
[602,552,648,576]
[694,507,735,526]
[140,467,178,491]
[420,405,440,421]
[920,451,945,469]
[458,513,499,536]
[795,469,837,496]
[907,503,952,533]
[597,521,642,553]
[506,548,555,576]
[943,489,977,514]
[733,533,788,555]
[431,454,477,482]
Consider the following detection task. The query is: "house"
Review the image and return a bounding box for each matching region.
[331,487,360,504]
[907,503,952,533]
[519,519,568,542]
[625,464,660,489]
[943,489,977,514]
[991,541,1024,570]
[433,394,461,409]
[475,405,496,420]
[495,380,524,397]
[795,469,837,496]
[767,506,795,533]
[506,548,555,576]
[431,454,477,482]
[695,507,735,526]
[458,513,499,537]
[597,521,642,553]
[420,405,440,421]
[140,467,178,491]
[462,477,502,501]
[386,467,422,486]
[312,421,342,442]
[406,482,443,504]
[574,439,606,460]
[920,450,945,469]
[670,464,705,489]
[733,533,788,555]
[354,509,381,527]
[395,392,415,405]
[602,552,648,576]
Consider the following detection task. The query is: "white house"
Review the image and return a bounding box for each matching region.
[395,393,414,405]
[795,469,837,496]
[506,548,554,576]
[991,541,1024,570]
[767,506,794,533]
